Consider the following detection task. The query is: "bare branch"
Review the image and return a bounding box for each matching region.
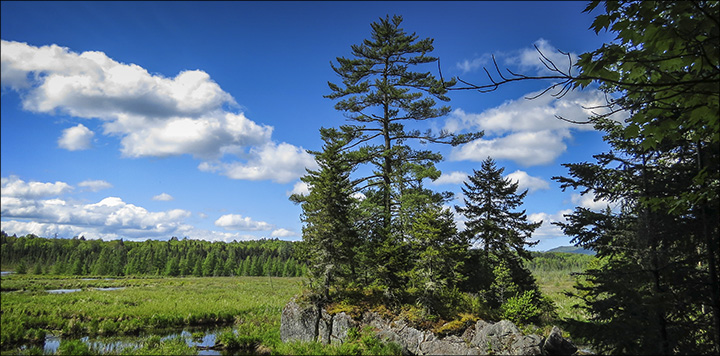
[555,115,594,125]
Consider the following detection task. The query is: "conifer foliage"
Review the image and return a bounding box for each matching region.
[321,15,480,300]
[0,232,303,278]
[548,1,720,354]
[294,15,542,320]
[456,157,541,258]
[290,128,358,300]
[455,157,542,307]
[454,2,718,350]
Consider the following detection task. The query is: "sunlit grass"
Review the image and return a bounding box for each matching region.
[533,269,589,322]
[0,276,303,350]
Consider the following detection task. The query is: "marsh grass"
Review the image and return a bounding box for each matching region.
[271,326,402,356]
[0,276,302,351]
[532,268,590,322]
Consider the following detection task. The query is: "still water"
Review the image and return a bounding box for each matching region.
[46,287,125,293]
[32,325,239,355]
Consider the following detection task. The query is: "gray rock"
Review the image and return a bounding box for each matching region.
[461,324,476,344]
[394,320,430,355]
[280,298,319,343]
[510,334,543,355]
[366,318,422,355]
[279,299,562,356]
[318,308,333,345]
[421,335,481,355]
[471,319,521,354]
[362,311,388,329]
[542,326,577,355]
[330,312,356,345]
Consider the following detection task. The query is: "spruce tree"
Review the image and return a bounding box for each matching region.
[555,117,719,354]
[456,157,541,306]
[456,157,541,259]
[407,204,467,315]
[291,127,358,300]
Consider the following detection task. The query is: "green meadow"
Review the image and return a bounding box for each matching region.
[1,276,303,354]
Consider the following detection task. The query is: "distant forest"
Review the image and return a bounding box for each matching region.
[0,232,594,279]
[0,231,305,277]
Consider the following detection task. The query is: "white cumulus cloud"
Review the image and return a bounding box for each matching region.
[430,171,469,185]
[0,176,276,242]
[109,112,272,159]
[1,176,73,198]
[199,142,318,184]
[528,209,573,240]
[78,180,113,192]
[444,88,608,136]
[1,187,193,240]
[451,129,570,166]
[456,54,492,74]
[445,87,624,167]
[1,40,311,183]
[505,170,550,193]
[152,193,174,201]
[214,214,274,231]
[271,228,297,238]
[0,40,234,119]
[58,124,94,151]
[448,39,627,168]
[571,191,616,211]
[509,38,579,76]
[286,181,310,197]
[455,38,579,76]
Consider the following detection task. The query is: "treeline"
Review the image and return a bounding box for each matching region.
[0,231,305,277]
[525,252,595,273]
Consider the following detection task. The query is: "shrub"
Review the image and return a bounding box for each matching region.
[191,331,205,340]
[500,290,542,324]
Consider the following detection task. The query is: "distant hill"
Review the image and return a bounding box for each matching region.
[546,245,596,255]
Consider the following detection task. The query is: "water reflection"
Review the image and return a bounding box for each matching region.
[39,326,235,355]
[46,288,82,294]
[46,287,125,293]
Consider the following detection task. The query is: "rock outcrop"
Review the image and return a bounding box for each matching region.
[279,299,578,355]
[543,326,578,355]
[279,297,319,343]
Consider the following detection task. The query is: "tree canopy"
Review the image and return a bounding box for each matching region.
[453,1,718,353]
[293,15,544,323]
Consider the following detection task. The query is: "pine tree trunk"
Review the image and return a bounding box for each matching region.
[698,141,720,353]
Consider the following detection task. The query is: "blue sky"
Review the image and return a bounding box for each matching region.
[1,1,621,250]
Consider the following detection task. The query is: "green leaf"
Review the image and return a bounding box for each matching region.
[623,124,640,139]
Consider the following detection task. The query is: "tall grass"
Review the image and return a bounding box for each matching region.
[0,276,302,350]
[528,253,593,322]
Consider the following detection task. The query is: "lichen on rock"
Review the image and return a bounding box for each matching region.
[279,298,578,355]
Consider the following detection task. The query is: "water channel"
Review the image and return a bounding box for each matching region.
[36,325,240,355]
